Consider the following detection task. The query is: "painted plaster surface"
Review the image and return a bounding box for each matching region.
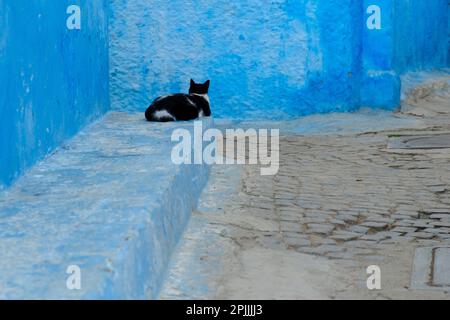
[110,0,448,119]
[0,113,210,299]
[0,1,109,188]
[110,0,362,119]
[1,1,448,189]
[394,0,448,73]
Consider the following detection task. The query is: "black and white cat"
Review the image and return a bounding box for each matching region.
[145,79,212,122]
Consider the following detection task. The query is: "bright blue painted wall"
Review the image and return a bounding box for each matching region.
[448,0,450,66]
[1,1,448,188]
[110,0,448,119]
[361,0,400,109]
[110,0,363,119]
[0,1,109,188]
[394,0,448,73]
[360,0,448,109]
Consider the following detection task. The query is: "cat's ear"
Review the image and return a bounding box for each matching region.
[190,79,195,86]
[204,80,210,89]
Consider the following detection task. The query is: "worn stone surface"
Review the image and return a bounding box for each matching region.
[433,248,450,286]
[161,74,450,299]
[0,113,211,299]
[411,247,450,290]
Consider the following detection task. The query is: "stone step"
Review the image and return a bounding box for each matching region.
[0,112,210,299]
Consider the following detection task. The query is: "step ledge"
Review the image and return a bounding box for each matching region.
[0,112,211,299]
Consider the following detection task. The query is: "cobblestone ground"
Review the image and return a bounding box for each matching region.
[230,80,450,263]
[244,135,450,260]
[161,77,450,299]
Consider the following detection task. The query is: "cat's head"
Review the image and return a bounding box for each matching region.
[189,79,210,95]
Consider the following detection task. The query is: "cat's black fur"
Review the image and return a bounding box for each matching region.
[145,79,211,122]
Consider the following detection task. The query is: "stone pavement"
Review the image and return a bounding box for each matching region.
[161,74,450,299]
[272,132,450,260]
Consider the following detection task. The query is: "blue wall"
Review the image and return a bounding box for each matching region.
[110,0,448,119]
[0,1,109,188]
[448,0,450,66]
[361,0,448,109]
[361,0,399,109]
[394,0,448,73]
[110,0,363,119]
[1,0,448,187]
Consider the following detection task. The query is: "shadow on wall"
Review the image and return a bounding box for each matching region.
[109,0,448,119]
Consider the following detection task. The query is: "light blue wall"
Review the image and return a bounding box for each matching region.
[110,0,448,119]
[1,0,448,188]
[110,0,363,119]
[0,1,109,188]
